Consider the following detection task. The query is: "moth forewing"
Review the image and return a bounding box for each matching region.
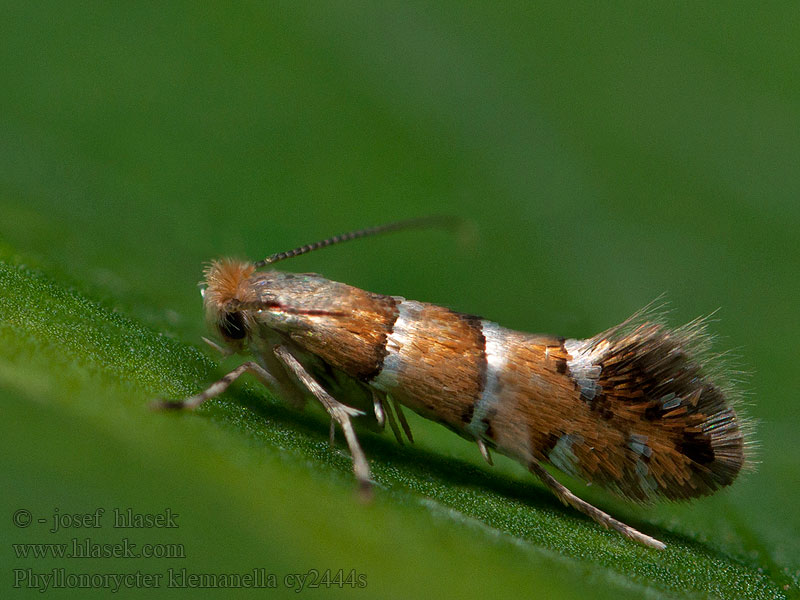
[156,220,752,551]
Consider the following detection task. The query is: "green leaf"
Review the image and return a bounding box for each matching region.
[0,256,787,599]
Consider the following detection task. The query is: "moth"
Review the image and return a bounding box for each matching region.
[156,218,751,550]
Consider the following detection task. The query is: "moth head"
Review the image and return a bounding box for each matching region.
[199,218,460,347]
[201,259,257,349]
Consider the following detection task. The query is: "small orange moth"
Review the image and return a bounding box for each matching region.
[155,217,751,549]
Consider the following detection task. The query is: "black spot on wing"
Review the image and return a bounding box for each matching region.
[680,432,716,465]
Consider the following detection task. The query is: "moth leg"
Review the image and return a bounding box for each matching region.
[201,336,233,357]
[372,389,414,445]
[476,439,493,465]
[382,393,405,445]
[371,389,386,429]
[390,396,414,443]
[152,361,279,411]
[273,345,372,494]
[527,460,666,550]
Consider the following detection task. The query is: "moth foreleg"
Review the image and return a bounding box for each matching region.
[152,361,280,411]
[273,345,372,495]
[527,460,666,550]
[201,336,233,357]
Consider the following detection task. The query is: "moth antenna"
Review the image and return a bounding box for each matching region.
[254,215,465,267]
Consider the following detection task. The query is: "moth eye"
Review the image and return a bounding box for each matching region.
[220,311,247,340]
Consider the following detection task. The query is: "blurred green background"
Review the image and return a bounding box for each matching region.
[1,2,798,598]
